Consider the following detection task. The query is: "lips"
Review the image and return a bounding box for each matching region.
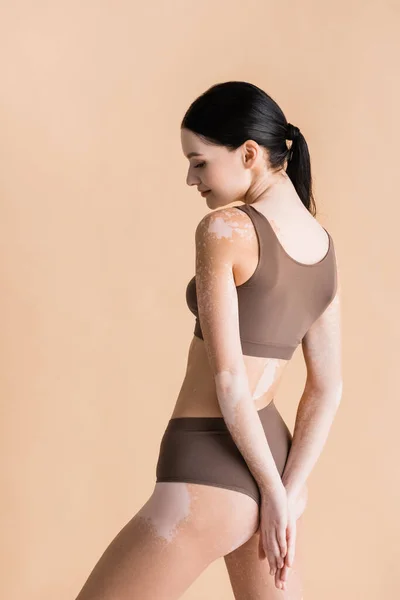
[200,190,211,196]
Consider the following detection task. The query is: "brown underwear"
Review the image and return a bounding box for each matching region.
[155,400,293,506]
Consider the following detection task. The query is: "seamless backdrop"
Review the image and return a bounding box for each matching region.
[1,1,399,598]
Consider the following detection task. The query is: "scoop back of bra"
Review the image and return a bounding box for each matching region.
[185,203,337,359]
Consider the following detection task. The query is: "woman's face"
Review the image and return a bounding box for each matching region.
[180,128,257,209]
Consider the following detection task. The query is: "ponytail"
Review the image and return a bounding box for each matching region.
[285,123,316,216]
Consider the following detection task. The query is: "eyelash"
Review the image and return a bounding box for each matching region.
[194,162,206,169]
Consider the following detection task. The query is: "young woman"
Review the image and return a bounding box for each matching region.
[75,81,342,599]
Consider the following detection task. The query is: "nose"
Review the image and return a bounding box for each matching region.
[186,168,201,187]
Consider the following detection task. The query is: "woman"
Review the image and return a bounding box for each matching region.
[75,81,342,599]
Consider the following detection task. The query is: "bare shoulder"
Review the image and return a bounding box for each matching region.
[196,205,245,231]
[195,206,254,247]
[301,256,343,396]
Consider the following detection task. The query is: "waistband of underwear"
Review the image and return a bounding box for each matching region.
[165,399,275,432]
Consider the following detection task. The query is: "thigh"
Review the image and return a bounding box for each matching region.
[75,481,260,600]
[224,514,306,600]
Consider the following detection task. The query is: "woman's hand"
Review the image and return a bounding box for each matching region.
[273,484,309,591]
[257,482,289,577]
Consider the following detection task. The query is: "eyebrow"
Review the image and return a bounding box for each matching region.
[185,152,204,158]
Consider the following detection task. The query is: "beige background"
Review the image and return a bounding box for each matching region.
[1,1,399,598]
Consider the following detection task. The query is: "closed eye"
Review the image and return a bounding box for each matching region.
[194,162,206,169]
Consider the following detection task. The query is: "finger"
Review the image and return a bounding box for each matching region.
[286,518,297,567]
[267,529,281,575]
[276,526,288,560]
[286,525,294,567]
[274,528,286,569]
[275,568,284,590]
[266,538,277,575]
[278,562,291,583]
[267,545,276,575]
[275,568,287,591]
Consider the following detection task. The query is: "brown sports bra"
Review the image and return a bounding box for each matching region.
[185,203,337,360]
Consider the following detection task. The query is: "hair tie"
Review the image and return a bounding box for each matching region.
[286,123,300,141]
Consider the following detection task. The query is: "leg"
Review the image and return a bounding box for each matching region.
[75,480,260,600]
[224,513,306,599]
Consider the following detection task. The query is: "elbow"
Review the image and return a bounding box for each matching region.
[214,367,249,399]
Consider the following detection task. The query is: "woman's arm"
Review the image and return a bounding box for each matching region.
[281,268,343,500]
[194,209,283,495]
